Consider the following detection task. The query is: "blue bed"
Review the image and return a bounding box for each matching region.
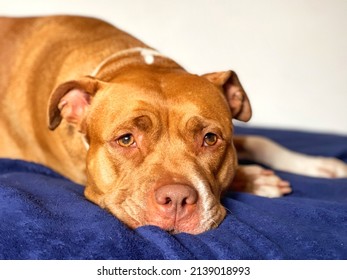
[1,126,346,259]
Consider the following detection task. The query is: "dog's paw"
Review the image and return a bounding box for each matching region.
[232,165,291,198]
[299,156,347,178]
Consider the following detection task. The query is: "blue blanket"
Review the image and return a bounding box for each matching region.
[1,126,346,259]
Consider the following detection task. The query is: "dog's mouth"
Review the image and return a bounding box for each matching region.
[92,178,227,234]
[148,208,226,235]
[144,180,225,234]
[105,197,226,234]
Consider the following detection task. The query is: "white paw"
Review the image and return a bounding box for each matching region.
[233,165,292,198]
[302,156,347,178]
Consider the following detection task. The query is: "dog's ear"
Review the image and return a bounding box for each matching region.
[202,70,252,122]
[48,76,102,132]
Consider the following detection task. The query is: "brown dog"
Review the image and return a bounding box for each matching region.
[1,15,346,234]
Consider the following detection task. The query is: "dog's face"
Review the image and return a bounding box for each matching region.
[49,68,251,234]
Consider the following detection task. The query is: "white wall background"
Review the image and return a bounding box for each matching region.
[2,0,347,134]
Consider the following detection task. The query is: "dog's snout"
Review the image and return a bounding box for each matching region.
[154,184,198,218]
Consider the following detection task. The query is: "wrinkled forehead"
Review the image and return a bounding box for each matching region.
[88,72,233,136]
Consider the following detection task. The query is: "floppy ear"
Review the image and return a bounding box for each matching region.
[48,76,101,132]
[202,70,252,122]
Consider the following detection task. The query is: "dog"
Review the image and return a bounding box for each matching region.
[1,15,346,234]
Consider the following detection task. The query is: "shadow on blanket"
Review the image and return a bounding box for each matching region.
[0,126,346,260]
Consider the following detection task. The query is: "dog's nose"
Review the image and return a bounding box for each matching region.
[154,184,198,220]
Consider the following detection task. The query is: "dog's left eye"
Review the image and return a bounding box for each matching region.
[117,134,136,147]
[203,133,218,146]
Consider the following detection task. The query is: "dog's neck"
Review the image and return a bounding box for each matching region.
[90,47,183,81]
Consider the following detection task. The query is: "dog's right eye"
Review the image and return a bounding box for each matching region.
[203,133,218,146]
[117,134,136,147]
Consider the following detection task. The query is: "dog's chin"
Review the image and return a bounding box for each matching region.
[106,208,225,235]
[100,193,227,235]
[145,214,225,234]
[160,222,219,235]
[115,214,206,234]
[140,205,226,235]
[146,222,204,235]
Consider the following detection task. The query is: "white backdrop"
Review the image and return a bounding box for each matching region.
[2,0,347,134]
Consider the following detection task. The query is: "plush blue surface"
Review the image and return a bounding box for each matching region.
[1,126,346,259]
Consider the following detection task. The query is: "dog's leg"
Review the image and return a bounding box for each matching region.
[235,135,347,178]
[232,135,347,197]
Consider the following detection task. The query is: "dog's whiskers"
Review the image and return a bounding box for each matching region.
[210,218,219,229]
[224,206,233,215]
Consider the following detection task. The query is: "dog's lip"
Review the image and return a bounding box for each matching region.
[142,209,225,234]
[144,208,222,235]
[101,177,226,234]
[107,197,225,234]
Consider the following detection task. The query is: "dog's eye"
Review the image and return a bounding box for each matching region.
[117,134,136,147]
[203,133,218,146]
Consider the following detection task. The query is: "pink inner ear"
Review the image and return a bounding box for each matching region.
[224,83,251,122]
[225,84,243,112]
[58,89,91,126]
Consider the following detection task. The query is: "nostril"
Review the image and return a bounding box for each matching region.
[164,197,172,205]
[155,194,172,205]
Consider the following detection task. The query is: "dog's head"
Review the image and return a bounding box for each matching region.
[48,67,251,234]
